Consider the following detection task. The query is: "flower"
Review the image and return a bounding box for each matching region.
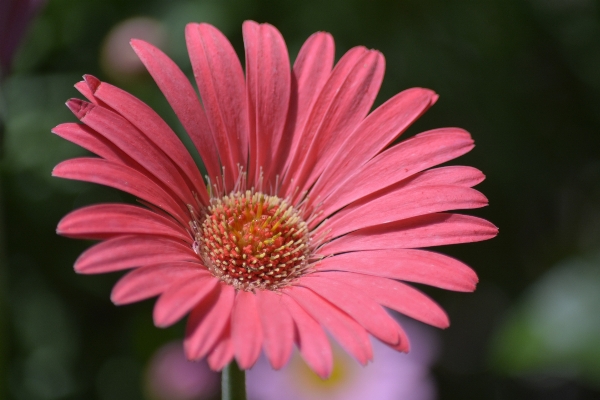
[100,17,167,81]
[247,317,439,400]
[53,20,497,378]
[145,341,219,400]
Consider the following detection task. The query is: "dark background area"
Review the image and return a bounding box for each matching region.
[2,0,600,399]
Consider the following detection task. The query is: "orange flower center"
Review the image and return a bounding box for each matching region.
[196,191,310,291]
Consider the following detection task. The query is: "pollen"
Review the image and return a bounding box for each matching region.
[193,191,310,291]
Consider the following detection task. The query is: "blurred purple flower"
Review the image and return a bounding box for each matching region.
[246,318,440,400]
[145,341,219,400]
[0,0,46,79]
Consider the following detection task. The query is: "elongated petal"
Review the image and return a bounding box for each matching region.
[74,80,102,105]
[57,203,190,242]
[309,87,436,201]
[186,22,248,187]
[283,47,384,198]
[274,32,334,179]
[243,21,291,186]
[317,128,475,219]
[281,46,367,185]
[74,235,197,274]
[232,290,263,369]
[255,290,294,370]
[318,213,499,256]
[324,185,488,238]
[320,271,449,328]
[52,123,134,165]
[299,275,400,345]
[284,286,372,365]
[131,39,221,182]
[403,166,485,188]
[111,262,205,305]
[282,295,333,379]
[291,32,335,125]
[185,283,235,360]
[309,166,485,232]
[153,273,217,327]
[53,158,188,224]
[66,99,197,207]
[314,249,478,292]
[207,323,234,371]
[91,78,209,204]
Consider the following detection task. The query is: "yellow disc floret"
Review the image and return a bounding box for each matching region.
[195,191,310,291]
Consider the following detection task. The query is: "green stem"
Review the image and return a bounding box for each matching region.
[0,80,7,400]
[222,360,246,400]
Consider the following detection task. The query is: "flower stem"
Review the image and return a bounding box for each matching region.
[0,82,7,400]
[222,360,246,400]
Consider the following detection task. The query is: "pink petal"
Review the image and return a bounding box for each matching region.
[299,275,400,345]
[77,75,115,111]
[82,74,101,93]
[324,185,488,238]
[388,323,411,353]
[310,87,435,203]
[242,21,291,187]
[130,39,221,183]
[153,273,217,327]
[273,32,334,181]
[314,249,478,292]
[283,47,385,198]
[52,158,188,225]
[281,294,333,378]
[111,262,206,305]
[186,23,248,188]
[321,271,449,328]
[283,286,373,365]
[74,235,197,274]
[308,166,485,232]
[280,45,367,184]
[74,80,101,105]
[255,290,294,370]
[57,203,190,242]
[232,290,263,369]
[185,283,235,360]
[316,128,475,220]
[207,323,234,371]
[318,213,499,256]
[403,166,486,188]
[66,99,197,207]
[91,78,209,204]
[52,123,134,165]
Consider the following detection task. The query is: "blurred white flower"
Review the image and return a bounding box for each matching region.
[101,17,167,80]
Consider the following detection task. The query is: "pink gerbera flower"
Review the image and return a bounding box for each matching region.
[53,21,497,378]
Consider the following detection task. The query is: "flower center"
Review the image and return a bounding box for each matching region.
[195,191,310,291]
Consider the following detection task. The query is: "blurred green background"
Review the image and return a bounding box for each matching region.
[2,0,600,399]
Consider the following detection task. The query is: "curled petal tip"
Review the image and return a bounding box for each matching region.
[66,98,93,120]
[83,74,101,93]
